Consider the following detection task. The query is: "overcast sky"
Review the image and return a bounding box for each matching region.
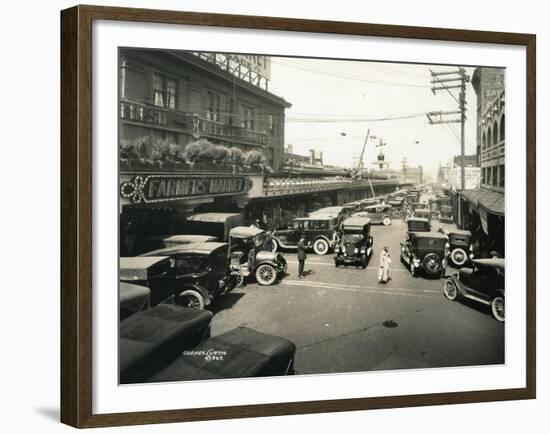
[268,57,478,178]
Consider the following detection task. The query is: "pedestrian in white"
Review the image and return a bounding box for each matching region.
[378,246,391,283]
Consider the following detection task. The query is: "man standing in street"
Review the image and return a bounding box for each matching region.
[297,237,307,278]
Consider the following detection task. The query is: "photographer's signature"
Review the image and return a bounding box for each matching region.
[182,348,227,362]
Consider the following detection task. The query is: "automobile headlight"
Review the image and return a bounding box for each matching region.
[445,242,450,249]
[354,248,359,253]
[469,253,474,259]
[413,259,421,266]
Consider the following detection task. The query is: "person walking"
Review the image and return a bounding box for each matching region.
[378,246,391,283]
[297,237,307,278]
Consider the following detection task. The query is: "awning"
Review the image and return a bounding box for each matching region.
[460,189,504,216]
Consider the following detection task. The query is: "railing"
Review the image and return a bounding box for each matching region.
[192,115,268,147]
[120,100,268,147]
[263,177,404,197]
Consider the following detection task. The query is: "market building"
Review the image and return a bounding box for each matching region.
[457,67,505,257]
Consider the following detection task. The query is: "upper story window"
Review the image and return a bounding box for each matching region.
[268,114,274,136]
[206,91,221,122]
[242,105,255,130]
[153,73,177,109]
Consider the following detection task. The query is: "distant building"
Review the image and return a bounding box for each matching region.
[402,165,423,184]
[437,163,452,186]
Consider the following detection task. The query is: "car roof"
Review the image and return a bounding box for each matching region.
[411,232,448,240]
[447,229,472,236]
[407,217,429,223]
[119,282,150,304]
[229,226,266,238]
[140,242,229,256]
[148,234,218,243]
[294,215,335,222]
[313,206,343,212]
[342,216,371,228]
[473,258,505,269]
[120,256,170,269]
[186,213,241,222]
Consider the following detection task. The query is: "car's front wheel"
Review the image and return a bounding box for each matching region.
[255,264,277,286]
[491,295,505,322]
[382,216,392,226]
[443,279,459,301]
[313,238,329,255]
[176,289,206,310]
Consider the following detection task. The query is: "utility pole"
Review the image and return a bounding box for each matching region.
[427,68,470,191]
[427,68,470,227]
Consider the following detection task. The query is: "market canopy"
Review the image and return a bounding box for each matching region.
[461,189,504,216]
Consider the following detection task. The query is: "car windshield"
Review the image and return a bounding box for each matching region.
[343,233,363,243]
[174,255,207,273]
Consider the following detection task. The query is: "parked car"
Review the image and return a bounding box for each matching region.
[185,213,243,241]
[140,234,217,253]
[119,256,175,306]
[138,242,236,309]
[309,205,353,223]
[355,204,393,226]
[119,282,151,321]
[411,202,428,213]
[228,225,287,286]
[273,215,339,255]
[406,216,431,232]
[439,228,474,267]
[334,217,373,268]
[443,258,505,322]
[120,304,296,383]
[400,219,448,277]
[413,208,432,223]
[439,204,454,223]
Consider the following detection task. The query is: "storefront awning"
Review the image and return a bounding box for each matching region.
[461,189,504,216]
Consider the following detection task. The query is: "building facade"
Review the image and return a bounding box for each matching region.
[120,49,291,172]
[457,67,505,257]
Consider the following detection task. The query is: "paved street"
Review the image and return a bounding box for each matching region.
[210,218,504,374]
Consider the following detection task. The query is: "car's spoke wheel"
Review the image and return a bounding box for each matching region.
[382,216,392,226]
[443,279,459,300]
[491,296,505,322]
[256,264,277,286]
[176,289,205,310]
[313,238,329,255]
[423,253,441,275]
[450,248,467,267]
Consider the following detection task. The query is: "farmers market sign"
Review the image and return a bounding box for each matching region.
[120,175,252,204]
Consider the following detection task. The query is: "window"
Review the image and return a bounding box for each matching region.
[482,130,487,150]
[206,91,221,122]
[499,165,505,188]
[166,78,177,109]
[153,73,178,109]
[493,121,499,146]
[268,114,274,135]
[487,126,493,147]
[492,166,498,186]
[500,114,505,143]
[227,98,235,126]
[242,105,255,130]
[153,74,164,107]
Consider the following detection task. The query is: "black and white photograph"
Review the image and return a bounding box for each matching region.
[118,48,506,384]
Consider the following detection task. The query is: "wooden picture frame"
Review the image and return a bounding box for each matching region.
[61,4,536,428]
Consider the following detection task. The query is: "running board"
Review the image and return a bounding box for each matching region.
[463,293,491,305]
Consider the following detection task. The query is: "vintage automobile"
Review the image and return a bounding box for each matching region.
[185,212,243,241]
[120,304,296,383]
[400,218,448,277]
[272,215,339,255]
[343,201,364,213]
[138,242,236,309]
[439,228,474,267]
[388,198,405,215]
[411,202,428,213]
[413,208,432,223]
[334,217,373,268]
[439,204,454,223]
[354,204,393,226]
[120,256,176,307]
[119,282,151,321]
[228,225,287,286]
[443,258,505,322]
[119,304,214,383]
